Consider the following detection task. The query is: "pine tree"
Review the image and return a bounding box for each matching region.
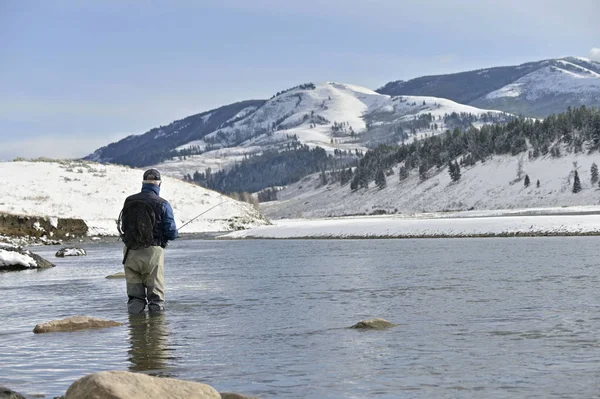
[448,160,461,182]
[448,160,455,180]
[536,180,540,188]
[453,160,461,182]
[399,166,409,181]
[524,175,530,187]
[419,163,428,181]
[375,170,387,189]
[340,168,351,186]
[320,170,328,186]
[591,163,599,185]
[573,171,582,193]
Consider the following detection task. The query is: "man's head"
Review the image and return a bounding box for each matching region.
[143,169,161,185]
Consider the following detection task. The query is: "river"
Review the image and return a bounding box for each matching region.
[1,237,599,398]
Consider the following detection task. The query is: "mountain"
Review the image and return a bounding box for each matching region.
[86,100,266,167]
[88,82,509,185]
[377,57,600,117]
[0,160,268,235]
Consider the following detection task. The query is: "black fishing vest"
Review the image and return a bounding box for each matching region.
[124,191,167,247]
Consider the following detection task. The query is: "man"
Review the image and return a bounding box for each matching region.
[121,169,178,313]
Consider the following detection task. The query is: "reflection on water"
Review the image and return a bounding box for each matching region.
[128,312,171,375]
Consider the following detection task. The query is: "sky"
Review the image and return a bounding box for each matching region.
[1,0,598,160]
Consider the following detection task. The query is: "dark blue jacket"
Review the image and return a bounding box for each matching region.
[124,183,178,246]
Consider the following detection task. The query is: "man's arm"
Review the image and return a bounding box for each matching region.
[162,201,178,240]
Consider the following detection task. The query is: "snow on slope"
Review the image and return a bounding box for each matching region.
[156,82,506,178]
[262,151,600,219]
[223,214,600,239]
[487,63,600,101]
[1,160,268,235]
[157,146,262,177]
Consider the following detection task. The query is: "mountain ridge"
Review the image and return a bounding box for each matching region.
[377,57,600,117]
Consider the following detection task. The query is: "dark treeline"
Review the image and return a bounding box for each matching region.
[351,106,600,190]
[186,144,358,194]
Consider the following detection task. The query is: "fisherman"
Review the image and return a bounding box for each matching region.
[120,169,178,314]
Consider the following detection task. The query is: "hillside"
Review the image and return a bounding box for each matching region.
[0,160,268,236]
[262,152,600,219]
[86,100,266,167]
[149,82,508,180]
[262,106,600,218]
[378,57,600,117]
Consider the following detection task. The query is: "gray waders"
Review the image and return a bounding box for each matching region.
[123,246,165,314]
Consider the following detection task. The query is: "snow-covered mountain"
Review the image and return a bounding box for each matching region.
[0,160,268,236]
[262,150,600,219]
[153,82,508,177]
[379,57,600,117]
[86,100,266,167]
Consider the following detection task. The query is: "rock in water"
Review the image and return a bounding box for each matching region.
[0,386,25,399]
[0,246,54,271]
[105,272,126,279]
[55,247,87,257]
[350,318,397,329]
[220,393,259,399]
[65,371,220,399]
[33,316,122,333]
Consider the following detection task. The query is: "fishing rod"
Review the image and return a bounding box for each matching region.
[177,200,226,232]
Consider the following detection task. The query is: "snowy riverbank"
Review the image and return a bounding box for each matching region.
[222,209,600,239]
[1,160,268,237]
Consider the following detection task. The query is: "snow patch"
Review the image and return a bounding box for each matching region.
[0,249,37,268]
[487,63,600,101]
[48,217,59,228]
[223,214,600,239]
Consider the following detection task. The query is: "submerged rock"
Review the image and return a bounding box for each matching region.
[220,393,259,399]
[105,272,126,279]
[0,386,25,399]
[55,247,87,257]
[33,316,122,334]
[0,246,55,271]
[65,371,220,399]
[349,318,397,330]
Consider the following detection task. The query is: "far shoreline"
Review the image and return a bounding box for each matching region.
[217,231,600,240]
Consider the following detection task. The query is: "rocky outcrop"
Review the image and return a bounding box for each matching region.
[349,318,397,329]
[105,272,126,279]
[0,213,88,240]
[33,316,122,334]
[55,247,87,257]
[0,245,55,271]
[65,371,220,399]
[0,386,25,399]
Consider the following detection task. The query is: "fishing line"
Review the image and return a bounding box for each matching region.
[177,200,226,232]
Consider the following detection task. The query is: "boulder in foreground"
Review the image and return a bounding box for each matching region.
[349,318,397,329]
[33,316,122,334]
[0,386,25,399]
[65,371,220,399]
[0,245,54,271]
[56,247,87,257]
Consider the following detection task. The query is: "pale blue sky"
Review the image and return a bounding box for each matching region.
[1,0,598,160]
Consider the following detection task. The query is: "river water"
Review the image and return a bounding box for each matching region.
[1,237,600,398]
